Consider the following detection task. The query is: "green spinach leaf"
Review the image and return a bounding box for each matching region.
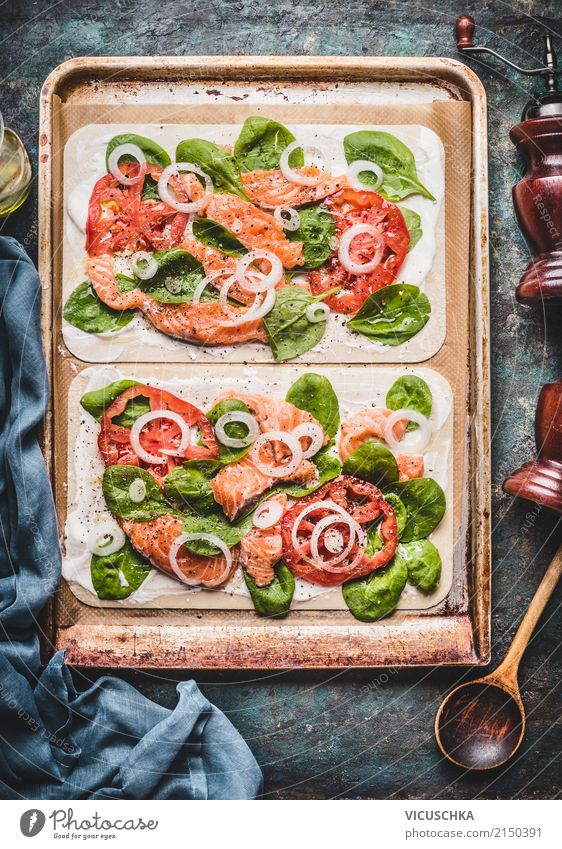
[105,133,171,170]
[243,561,295,618]
[234,116,303,172]
[347,283,431,347]
[342,556,408,621]
[164,466,217,514]
[383,477,446,542]
[282,445,342,497]
[63,282,135,334]
[90,539,152,600]
[180,511,254,557]
[395,539,442,592]
[115,273,137,293]
[286,205,335,269]
[343,130,435,202]
[207,398,253,465]
[365,493,408,555]
[136,248,210,303]
[103,466,172,522]
[80,379,140,422]
[386,374,432,431]
[264,286,336,362]
[400,207,423,251]
[286,372,340,438]
[141,173,161,200]
[176,138,247,198]
[342,441,399,487]
[192,217,247,257]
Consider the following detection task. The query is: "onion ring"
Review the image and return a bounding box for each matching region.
[87,521,125,556]
[310,512,366,571]
[169,533,232,588]
[157,162,213,213]
[338,223,385,275]
[128,478,147,504]
[130,410,193,465]
[218,287,276,327]
[384,408,432,454]
[250,429,303,478]
[346,159,383,192]
[214,411,259,448]
[107,143,146,186]
[292,422,324,459]
[253,499,284,529]
[235,249,283,293]
[131,251,158,280]
[305,302,330,324]
[273,206,301,231]
[279,141,331,186]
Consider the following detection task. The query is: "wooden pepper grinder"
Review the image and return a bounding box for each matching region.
[503,380,562,513]
[456,16,562,304]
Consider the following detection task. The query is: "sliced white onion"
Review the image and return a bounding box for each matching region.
[305,302,330,324]
[384,408,432,454]
[253,499,284,529]
[130,410,192,465]
[128,478,147,504]
[292,422,324,459]
[347,159,383,192]
[169,532,232,588]
[338,223,385,275]
[250,429,303,478]
[273,206,301,231]
[214,411,259,448]
[87,521,125,557]
[279,141,331,186]
[324,528,345,554]
[131,251,158,280]
[108,143,146,186]
[310,512,366,571]
[157,162,213,213]
[191,269,224,304]
[235,249,283,293]
[218,287,276,327]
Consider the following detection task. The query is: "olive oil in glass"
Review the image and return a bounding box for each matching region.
[0,111,32,217]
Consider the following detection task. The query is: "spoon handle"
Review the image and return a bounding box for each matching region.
[495,540,562,686]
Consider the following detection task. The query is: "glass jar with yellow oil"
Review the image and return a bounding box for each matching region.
[0,111,32,217]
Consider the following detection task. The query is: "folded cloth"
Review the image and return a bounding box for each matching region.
[0,237,262,800]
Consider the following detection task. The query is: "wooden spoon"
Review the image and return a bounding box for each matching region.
[435,541,562,770]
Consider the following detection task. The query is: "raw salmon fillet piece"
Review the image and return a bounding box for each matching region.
[216,391,327,444]
[122,514,236,587]
[339,408,407,461]
[397,454,425,481]
[240,493,288,587]
[241,168,347,208]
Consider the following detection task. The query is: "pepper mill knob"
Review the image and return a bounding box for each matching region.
[503,380,562,513]
[455,15,475,49]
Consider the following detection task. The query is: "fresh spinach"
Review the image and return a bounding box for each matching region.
[365,493,408,555]
[90,538,152,600]
[207,398,253,464]
[176,138,247,198]
[386,374,432,431]
[141,173,161,200]
[63,282,135,334]
[135,248,209,303]
[343,130,435,202]
[180,511,254,557]
[395,539,442,592]
[80,379,140,422]
[164,466,217,514]
[103,466,172,522]
[115,273,137,293]
[342,556,408,621]
[347,283,431,346]
[286,372,340,439]
[264,286,336,362]
[342,441,399,487]
[282,445,342,497]
[384,477,446,542]
[181,458,224,478]
[105,133,171,170]
[286,205,335,269]
[243,561,295,618]
[400,207,423,251]
[192,217,247,257]
[234,116,303,172]
[112,396,152,428]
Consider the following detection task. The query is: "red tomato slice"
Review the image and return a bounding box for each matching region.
[309,189,410,314]
[281,475,398,586]
[98,385,219,479]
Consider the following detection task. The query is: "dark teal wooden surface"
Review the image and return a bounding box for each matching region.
[1,0,560,799]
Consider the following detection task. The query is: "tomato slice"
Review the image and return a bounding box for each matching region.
[309,189,410,314]
[86,163,192,256]
[98,385,219,478]
[281,475,398,586]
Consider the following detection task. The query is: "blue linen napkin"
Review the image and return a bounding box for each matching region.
[0,236,262,800]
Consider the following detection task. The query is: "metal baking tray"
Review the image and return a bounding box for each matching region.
[38,56,490,668]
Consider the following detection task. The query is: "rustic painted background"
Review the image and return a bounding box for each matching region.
[1,0,560,798]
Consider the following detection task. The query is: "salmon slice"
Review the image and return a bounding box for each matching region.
[397,454,425,482]
[211,455,317,520]
[241,167,347,208]
[204,194,304,268]
[122,514,237,587]
[339,408,407,461]
[240,493,288,587]
[88,253,267,346]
